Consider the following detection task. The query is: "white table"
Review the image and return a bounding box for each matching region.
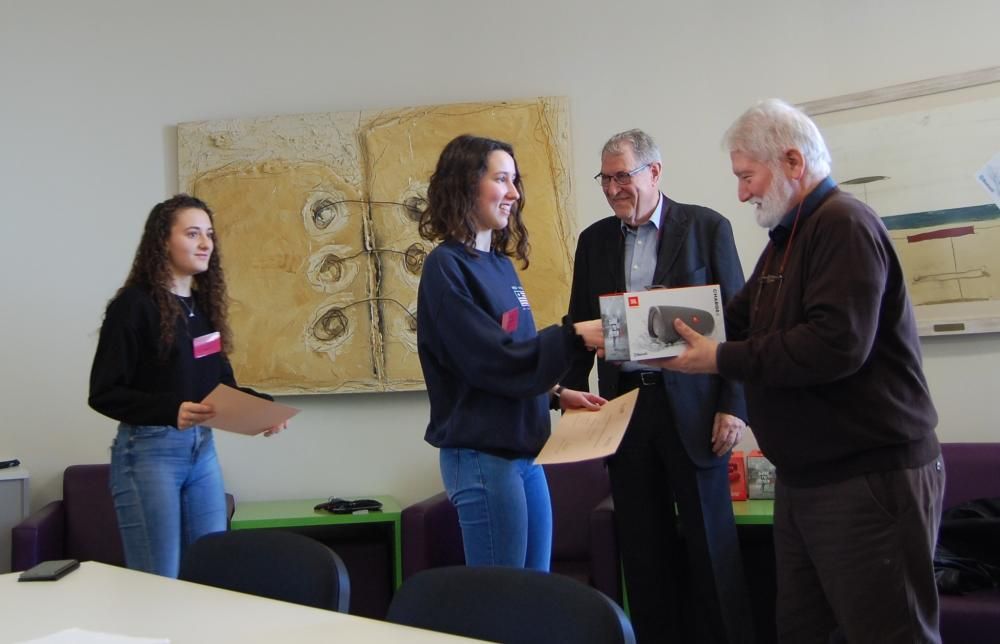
[0,561,482,643]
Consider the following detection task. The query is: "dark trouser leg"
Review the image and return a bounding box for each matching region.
[671,460,755,644]
[773,482,838,644]
[775,458,945,644]
[609,385,684,644]
[609,382,753,643]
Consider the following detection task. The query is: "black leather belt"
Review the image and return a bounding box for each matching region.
[619,370,662,387]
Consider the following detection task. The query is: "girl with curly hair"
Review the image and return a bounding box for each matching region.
[416,135,606,570]
[89,194,285,578]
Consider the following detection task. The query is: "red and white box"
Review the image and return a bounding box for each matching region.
[729,450,748,501]
[599,284,725,362]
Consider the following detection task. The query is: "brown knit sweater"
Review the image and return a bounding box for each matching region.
[718,183,939,487]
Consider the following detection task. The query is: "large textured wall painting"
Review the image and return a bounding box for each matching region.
[178,98,574,394]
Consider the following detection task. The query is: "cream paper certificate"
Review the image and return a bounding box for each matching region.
[535,389,638,464]
[200,384,300,435]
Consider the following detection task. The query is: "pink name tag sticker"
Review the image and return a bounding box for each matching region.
[501,307,520,333]
[192,332,222,359]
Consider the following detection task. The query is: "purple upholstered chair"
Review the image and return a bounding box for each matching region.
[937,443,1000,644]
[400,460,622,606]
[11,463,234,571]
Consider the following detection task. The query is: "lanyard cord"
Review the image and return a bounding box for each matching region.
[753,198,805,323]
[761,197,805,277]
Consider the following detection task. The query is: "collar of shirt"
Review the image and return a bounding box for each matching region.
[619,192,664,237]
[768,176,837,246]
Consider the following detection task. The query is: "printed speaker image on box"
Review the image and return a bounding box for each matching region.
[747,451,776,499]
[599,284,725,362]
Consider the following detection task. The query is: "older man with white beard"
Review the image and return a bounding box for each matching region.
[647,99,945,643]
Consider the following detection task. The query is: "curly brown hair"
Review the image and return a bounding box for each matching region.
[419,134,531,267]
[117,194,232,358]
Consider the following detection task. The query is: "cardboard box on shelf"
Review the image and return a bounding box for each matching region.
[729,450,747,501]
[747,450,776,499]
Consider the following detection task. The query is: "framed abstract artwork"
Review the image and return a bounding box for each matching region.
[803,67,1000,336]
[178,98,574,393]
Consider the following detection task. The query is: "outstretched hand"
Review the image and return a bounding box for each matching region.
[559,388,608,411]
[640,318,720,374]
[574,319,605,352]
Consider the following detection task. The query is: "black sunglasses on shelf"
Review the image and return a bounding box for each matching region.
[314,497,383,514]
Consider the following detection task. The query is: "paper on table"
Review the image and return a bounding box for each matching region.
[200,384,300,435]
[975,151,1000,210]
[534,389,638,464]
[15,628,169,644]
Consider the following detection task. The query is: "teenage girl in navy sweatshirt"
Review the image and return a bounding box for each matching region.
[89,194,285,578]
[416,135,606,569]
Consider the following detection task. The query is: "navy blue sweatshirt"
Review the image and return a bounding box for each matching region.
[417,241,580,456]
[89,285,266,427]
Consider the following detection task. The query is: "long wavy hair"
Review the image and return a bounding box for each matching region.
[116,194,232,358]
[419,134,531,267]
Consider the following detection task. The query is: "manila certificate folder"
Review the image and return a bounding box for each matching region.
[200,384,300,435]
[534,389,638,464]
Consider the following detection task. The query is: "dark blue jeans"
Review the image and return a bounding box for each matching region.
[109,424,226,578]
[439,448,552,570]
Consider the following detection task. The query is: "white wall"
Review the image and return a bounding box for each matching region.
[2,0,998,512]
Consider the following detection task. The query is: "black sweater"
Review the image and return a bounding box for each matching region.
[89,286,256,427]
[718,182,939,486]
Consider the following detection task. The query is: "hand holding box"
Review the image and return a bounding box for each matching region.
[599,284,725,362]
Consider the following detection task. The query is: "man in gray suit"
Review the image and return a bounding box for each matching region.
[561,129,753,643]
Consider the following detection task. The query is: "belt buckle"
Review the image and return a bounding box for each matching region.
[640,371,658,386]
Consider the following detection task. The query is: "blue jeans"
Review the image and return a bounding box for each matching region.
[439,448,552,570]
[109,424,226,578]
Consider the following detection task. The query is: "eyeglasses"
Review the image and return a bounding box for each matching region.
[593,163,651,187]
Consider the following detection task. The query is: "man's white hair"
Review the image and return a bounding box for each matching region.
[724,98,832,181]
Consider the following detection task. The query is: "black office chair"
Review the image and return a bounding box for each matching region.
[179,529,350,612]
[386,565,635,644]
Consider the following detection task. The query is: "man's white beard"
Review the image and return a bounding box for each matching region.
[754,174,797,229]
